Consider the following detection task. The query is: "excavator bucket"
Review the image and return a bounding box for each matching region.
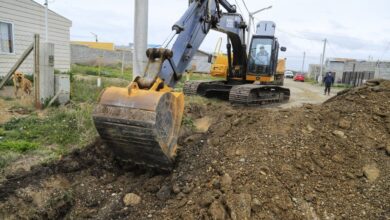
[93,48,184,170]
[93,86,184,170]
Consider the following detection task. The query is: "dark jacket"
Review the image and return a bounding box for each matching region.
[323,74,334,86]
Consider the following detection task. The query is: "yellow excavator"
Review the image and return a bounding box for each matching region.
[93,0,290,170]
[208,43,287,84]
[183,19,289,103]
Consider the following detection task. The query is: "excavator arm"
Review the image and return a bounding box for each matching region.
[93,0,246,170]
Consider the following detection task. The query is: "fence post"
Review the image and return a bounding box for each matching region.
[34,34,41,109]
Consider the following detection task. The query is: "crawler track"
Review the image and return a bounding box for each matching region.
[229,84,290,105]
[184,80,290,106]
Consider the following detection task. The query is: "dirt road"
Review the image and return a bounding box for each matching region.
[280,79,343,108]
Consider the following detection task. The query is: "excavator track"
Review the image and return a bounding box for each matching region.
[183,81,204,95]
[183,80,212,96]
[92,87,184,171]
[183,80,233,100]
[184,80,290,106]
[229,84,290,105]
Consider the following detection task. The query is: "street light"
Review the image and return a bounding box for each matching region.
[90,32,98,42]
[44,0,48,42]
[246,5,272,47]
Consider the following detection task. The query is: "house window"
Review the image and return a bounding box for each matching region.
[0,21,14,53]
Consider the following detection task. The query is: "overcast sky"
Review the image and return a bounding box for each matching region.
[36,0,390,70]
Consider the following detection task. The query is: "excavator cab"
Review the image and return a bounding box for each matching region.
[248,37,275,74]
[246,21,286,84]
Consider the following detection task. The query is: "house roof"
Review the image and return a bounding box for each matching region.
[30,0,72,24]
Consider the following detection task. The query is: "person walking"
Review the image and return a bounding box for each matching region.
[323,72,334,95]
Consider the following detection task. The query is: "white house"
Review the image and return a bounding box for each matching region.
[0,0,72,76]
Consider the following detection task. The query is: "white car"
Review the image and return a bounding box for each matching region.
[284,71,294,78]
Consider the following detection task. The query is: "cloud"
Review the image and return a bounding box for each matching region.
[33,0,390,70]
[328,20,347,30]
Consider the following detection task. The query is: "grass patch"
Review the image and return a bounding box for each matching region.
[71,79,103,103]
[333,84,353,89]
[2,105,96,149]
[303,77,318,84]
[0,73,132,170]
[0,151,21,169]
[0,140,39,153]
[182,116,195,129]
[71,64,133,80]
[71,76,129,103]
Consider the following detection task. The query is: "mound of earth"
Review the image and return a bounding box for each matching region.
[0,80,389,219]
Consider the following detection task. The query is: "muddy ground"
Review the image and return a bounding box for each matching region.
[0,80,389,220]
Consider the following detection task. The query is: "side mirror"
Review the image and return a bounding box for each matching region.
[208,54,213,63]
[281,47,287,52]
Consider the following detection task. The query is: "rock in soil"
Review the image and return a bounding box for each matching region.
[220,173,232,191]
[226,193,251,220]
[123,193,141,206]
[156,185,172,201]
[338,119,351,129]
[194,116,212,133]
[362,164,380,182]
[208,201,227,220]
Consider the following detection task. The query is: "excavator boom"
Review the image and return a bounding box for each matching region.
[93,0,236,170]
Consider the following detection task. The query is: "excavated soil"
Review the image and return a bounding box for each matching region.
[0,80,389,220]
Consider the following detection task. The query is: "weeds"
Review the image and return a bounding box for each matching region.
[71,64,133,80]
[0,140,39,152]
[71,77,128,103]
[182,116,195,129]
[2,105,96,148]
[71,79,103,103]
[0,69,134,171]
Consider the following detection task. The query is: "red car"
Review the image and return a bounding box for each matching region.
[294,74,305,82]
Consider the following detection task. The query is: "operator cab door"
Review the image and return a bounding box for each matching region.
[247,36,276,82]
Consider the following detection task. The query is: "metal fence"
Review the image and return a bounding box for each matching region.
[341,71,374,87]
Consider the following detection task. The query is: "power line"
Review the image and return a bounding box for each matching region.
[234,0,244,16]
[275,27,322,42]
[240,0,250,15]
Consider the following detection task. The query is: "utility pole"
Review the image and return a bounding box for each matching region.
[121,51,125,78]
[133,0,149,79]
[319,38,327,80]
[301,51,306,74]
[44,0,48,42]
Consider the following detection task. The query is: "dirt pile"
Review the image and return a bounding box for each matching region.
[0,80,389,219]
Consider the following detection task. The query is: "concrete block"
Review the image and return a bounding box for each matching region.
[55,74,70,104]
[39,43,55,103]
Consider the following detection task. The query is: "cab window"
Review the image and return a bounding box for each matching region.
[248,38,273,73]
